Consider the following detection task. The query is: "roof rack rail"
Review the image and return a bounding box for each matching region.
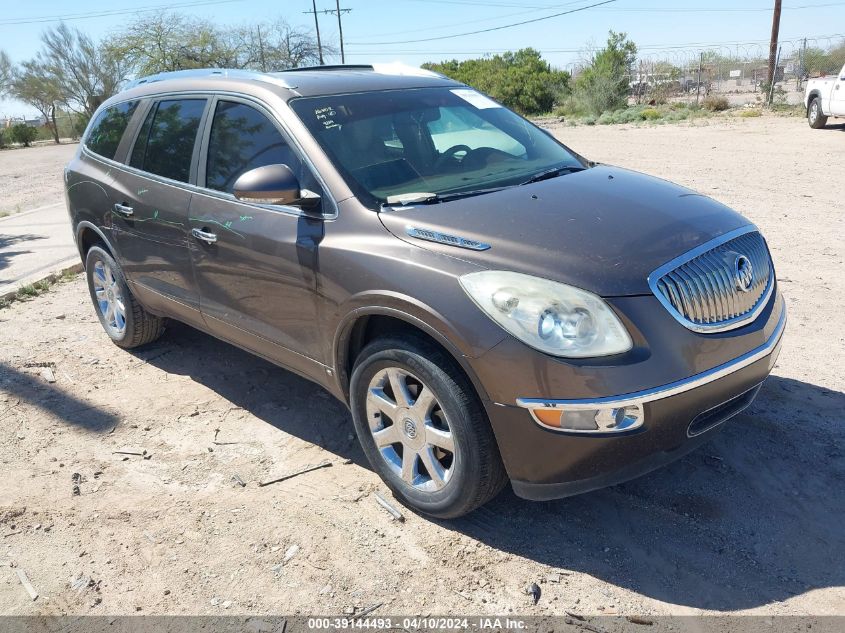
[280,64,374,73]
[276,63,446,79]
[125,68,294,90]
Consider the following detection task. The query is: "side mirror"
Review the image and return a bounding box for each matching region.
[232,164,320,209]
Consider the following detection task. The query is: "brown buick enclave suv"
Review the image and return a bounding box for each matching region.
[65,65,786,518]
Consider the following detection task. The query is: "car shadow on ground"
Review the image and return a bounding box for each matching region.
[136,322,844,612]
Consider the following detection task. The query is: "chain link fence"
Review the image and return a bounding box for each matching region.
[564,34,845,108]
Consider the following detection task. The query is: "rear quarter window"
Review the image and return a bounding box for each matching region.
[85,101,139,159]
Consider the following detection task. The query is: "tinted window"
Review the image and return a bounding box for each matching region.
[86,101,138,159]
[130,99,206,183]
[205,101,302,193]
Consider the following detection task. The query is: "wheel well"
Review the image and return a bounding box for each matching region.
[342,314,485,403]
[78,226,111,263]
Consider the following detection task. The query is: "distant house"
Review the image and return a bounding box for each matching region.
[1,116,46,128]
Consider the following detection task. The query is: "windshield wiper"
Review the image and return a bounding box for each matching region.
[382,186,509,208]
[519,165,586,186]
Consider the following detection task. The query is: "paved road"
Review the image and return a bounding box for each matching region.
[0,201,79,298]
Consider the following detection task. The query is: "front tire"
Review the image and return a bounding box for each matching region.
[350,336,507,518]
[85,245,164,349]
[808,97,828,129]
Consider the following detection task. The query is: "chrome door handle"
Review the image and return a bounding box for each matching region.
[113,203,134,217]
[191,227,218,244]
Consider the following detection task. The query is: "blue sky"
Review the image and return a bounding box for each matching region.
[2,0,844,116]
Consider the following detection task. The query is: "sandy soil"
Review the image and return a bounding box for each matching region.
[0,115,843,618]
[0,143,78,214]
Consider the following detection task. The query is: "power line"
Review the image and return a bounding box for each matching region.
[594,1,845,11]
[355,1,586,39]
[347,0,620,46]
[0,0,249,26]
[396,0,844,10]
[344,31,845,56]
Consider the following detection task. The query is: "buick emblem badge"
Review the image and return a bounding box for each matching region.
[734,255,754,292]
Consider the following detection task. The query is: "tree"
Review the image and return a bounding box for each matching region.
[251,19,326,69]
[9,123,38,147]
[12,61,63,143]
[107,12,327,77]
[573,31,638,115]
[0,50,12,96]
[424,49,570,115]
[37,23,127,116]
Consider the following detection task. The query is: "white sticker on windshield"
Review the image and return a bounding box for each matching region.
[450,89,501,110]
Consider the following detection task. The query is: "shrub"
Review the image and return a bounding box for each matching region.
[424,49,570,115]
[702,95,729,112]
[9,123,38,147]
[0,128,6,148]
[739,109,762,118]
[640,108,661,120]
[572,31,638,116]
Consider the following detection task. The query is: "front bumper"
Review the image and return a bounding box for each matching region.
[484,296,786,501]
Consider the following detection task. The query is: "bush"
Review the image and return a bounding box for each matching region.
[640,108,661,120]
[424,49,570,115]
[0,128,6,148]
[9,123,38,147]
[572,31,638,116]
[702,95,730,112]
[739,108,762,118]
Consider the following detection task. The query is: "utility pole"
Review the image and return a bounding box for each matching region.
[257,24,267,72]
[767,0,782,96]
[335,0,346,63]
[319,2,351,64]
[304,2,352,65]
[305,0,325,65]
[696,52,703,105]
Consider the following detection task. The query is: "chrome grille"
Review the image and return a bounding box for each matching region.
[650,229,773,333]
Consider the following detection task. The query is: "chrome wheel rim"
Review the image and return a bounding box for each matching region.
[93,260,126,336]
[810,102,818,124]
[365,368,455,492]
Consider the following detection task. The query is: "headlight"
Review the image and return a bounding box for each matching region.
[459,271,633,358]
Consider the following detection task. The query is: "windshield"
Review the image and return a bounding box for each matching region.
[289,87,585,208]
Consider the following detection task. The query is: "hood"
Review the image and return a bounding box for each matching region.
[378,165,750,296]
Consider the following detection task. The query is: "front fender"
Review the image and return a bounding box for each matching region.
[331,292,505,403]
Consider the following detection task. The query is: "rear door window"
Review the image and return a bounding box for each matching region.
[204,99,320,197]
[130,99,207,183]
[85,101,139,159]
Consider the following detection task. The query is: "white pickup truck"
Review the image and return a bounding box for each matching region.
[805,63,845,128]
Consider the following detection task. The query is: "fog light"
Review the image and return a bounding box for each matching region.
[531,404,644,433]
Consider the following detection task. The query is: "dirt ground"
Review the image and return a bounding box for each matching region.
[0,115,843,619]
[0,143,78,214]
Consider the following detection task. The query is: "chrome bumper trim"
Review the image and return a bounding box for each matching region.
[516,296,786,413]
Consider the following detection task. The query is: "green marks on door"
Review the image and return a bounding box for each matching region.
[134,208,184,227]
[189,217,246,239]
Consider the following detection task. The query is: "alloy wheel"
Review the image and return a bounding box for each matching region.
[92,259,127,336]
[365,367,456,492]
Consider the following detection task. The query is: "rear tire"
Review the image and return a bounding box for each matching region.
[808,97,828,129]
[350,335,507,519]
[85,245,164,349]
